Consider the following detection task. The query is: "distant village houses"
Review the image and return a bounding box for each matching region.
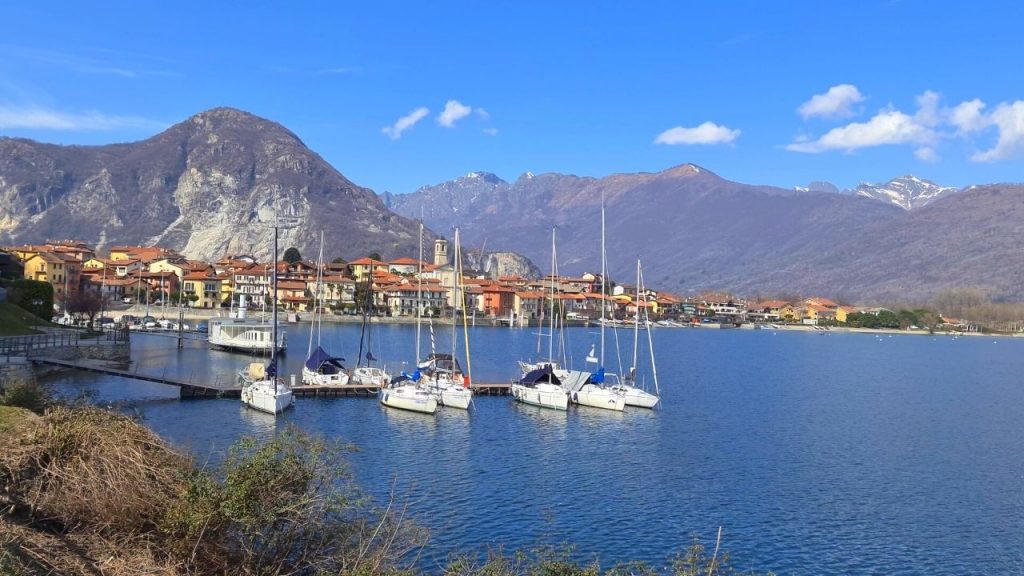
[0,239,968,330]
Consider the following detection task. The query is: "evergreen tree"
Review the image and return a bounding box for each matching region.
[283,247,302,264]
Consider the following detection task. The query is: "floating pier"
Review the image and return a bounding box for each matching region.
[31,357,512,399]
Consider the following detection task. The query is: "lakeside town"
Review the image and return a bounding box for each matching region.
[0,238,983,333]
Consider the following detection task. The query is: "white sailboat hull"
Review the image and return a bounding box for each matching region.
[612,385,660,408]
[511,382,568,410]
[571,384,626,411]
[351,366,390,388]
[438,386,472,409]
[241,380,294,415]
[379,385,438,414]
[301,366,350,386]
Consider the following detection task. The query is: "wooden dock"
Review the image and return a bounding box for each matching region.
[30,357,512,399]
[31,357,239,398]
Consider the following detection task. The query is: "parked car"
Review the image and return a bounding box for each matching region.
[122,297,133,304]
[96,316,115,327]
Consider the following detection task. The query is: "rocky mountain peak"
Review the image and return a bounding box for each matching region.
[853,175,958,210]
[659,163,714,178]
[463,171,506,184]
[0,108,422,262]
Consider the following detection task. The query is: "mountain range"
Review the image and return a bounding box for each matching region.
[795,175,960,210]
[385,167,1024,302]
[2,107,1022,302]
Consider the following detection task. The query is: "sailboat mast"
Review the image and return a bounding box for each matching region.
[632,258,640,375]
[416,222,423,362]
[600,189,606,367]
[308,232,323,360]
[316,232,324,347]
[640,262,660,400]
[548,227,555,362]
[272,225,278,393]
[451,228,458,356]
[457,228,473,383]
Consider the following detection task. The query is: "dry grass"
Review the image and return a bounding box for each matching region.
[1,406,190,535]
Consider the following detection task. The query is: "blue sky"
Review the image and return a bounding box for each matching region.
[1,1,1022,193]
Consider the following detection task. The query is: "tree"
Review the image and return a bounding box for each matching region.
[66,289,103,327]
[367,252,383,262]
[282,247,302,264]
[330,257,347,266]
[8,279,53,320]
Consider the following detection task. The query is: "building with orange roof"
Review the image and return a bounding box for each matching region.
[513,290,546,320]
[307,274,356,310]
[232,264,271,302]
[23,252,82,301]
[275,279,310,311]
[388,257,427,275]
[349,257,389,281]
[383,281,448,317]
[805,297,838,309]
[109,246,178,264]
[182,271,224,309]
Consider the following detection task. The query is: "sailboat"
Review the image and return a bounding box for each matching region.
[609,260,661,408]
[512,364,569,410]
[302,232,350,386]
[379,222,438,414]
[421,227,473,410]
[512,227,571,410]
[351,265,391,388]
[567,193,626,411]
[240,224,294,415]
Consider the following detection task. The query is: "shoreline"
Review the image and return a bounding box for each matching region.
[97,305,1024,338]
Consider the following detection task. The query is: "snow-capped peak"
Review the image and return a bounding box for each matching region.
[852,175,958,210]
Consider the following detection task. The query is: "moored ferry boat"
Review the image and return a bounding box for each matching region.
[209,295,286,354]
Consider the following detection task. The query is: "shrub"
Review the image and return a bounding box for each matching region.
[7,279,53,320]
[0,377,52,414]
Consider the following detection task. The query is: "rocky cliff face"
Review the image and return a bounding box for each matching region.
[387,164,1024,301]
[0,108,423,262]
[463,249,542,279]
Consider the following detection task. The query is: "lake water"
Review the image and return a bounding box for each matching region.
[45,322,1024,575]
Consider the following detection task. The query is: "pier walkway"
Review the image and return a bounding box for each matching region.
[30,357,512,398]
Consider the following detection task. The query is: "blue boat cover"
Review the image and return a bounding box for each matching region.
[304,346,346,374]
[590,366,605,384]
[520,365,561,386]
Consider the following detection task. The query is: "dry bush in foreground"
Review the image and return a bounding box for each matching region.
[1,405,189,535]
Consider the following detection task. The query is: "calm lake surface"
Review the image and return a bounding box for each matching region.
[47,322,1024,575]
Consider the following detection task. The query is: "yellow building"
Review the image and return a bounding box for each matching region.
[182,272,223,309]
[836,306,856,323]
[23,252,81,299]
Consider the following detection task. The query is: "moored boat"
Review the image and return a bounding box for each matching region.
[511,365,569,410]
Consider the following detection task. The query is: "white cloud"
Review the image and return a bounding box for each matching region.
[951,99,989,133]
[798,84,865,119]
[0,104,159,130]
[381,107,429,140]
[482,127,498,136]
[914,90,942,127]
[437,100,473,128]
[786,108,934,153]
[475,108,490,120]
[971,100,1024,162]
[914,146,939,162]
[654,121,740,145]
